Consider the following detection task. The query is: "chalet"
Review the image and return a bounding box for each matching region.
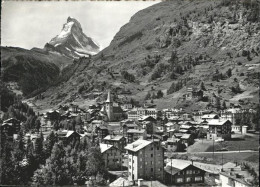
[201,114,219,121]
[138,116,157,122]
[164,159,206,185]
[103,135,126,151]
[1,118,21,139]
[96,125,109,140]
[57,130,81,143]
[183,88,203,101]
[219,172,252,187]
[45,110,60,121]
[127,129,146,143]
[180,134,194,146]
[164,122,175,132]
[69,104,79,113]
[166,137,181,152]
[121,102,133,111]
[100,143,122,170]
[207,119,232,140]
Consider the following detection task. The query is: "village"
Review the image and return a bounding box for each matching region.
[1,89,259,187]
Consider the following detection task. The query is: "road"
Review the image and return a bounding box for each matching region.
[167,150,258,155]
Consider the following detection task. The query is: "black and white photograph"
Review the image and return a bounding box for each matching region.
[0,0,260,186]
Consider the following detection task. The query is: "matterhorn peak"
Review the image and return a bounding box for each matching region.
[44,17,100,59]
[66,16,82,31]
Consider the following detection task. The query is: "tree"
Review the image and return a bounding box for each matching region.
[34,132,44,165]
[157,90,164,98]
[215,97,221,111]
[85,147,105,177]
[145,92,151,100]
[222,101,227,110]
[200,82,206,91]
[226,68,232,77]
[167,82,176,95]
[35,119,41,133]
[45,131,57,159]
[33,142,70,185]
[152,92,157,99]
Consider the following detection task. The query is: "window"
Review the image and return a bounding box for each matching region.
[157,146,159,150]
[186,177,192,182]
[151,147,153,150]
[151,168,153,172]
[145,162,148,165]
[140,158,142,161]
[195,177,202,182]
[129,166,131,169]
[151,161,153,165]
[151,154,153,157]
[158,168,162,171]
[176,178,183,183]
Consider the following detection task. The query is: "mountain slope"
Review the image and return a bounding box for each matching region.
[44,17,100,58]
[1,46,73,96]
[32,0,260,111]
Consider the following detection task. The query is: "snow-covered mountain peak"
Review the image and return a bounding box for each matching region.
[45,17,100,59]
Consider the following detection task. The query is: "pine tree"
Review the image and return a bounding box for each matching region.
[215,97,221,111]
[157,90,164,98]
[145,92,151,100]
[222,101,227,110]
[200,82,206,91]
[45,131,57,159]
[167,82,176,94]
[34,132,44,165]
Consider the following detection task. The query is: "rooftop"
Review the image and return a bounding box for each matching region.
[127,129,145,134]
[104,135,124,141]
[202,114,219,119]
[208,119,232,126]
[124,139,152,152]
[100,143,113,153]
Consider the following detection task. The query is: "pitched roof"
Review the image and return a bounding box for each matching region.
[127,129,145,134]
[100,143,113,153]
[165,122,175,127]
[109,177,132,187]
[166,159,220,174]
[208,119,232,126]
[124,139,152,152]
[3,118,20,123]
[181,133,191,139]
[202,114,219,119]
[66,131,79,138]
[138,116,156,121]
[113,106,124,113]
[104,135,124,141]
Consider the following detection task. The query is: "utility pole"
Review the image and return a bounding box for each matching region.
[222,153,224,171]
[171,158,173,184]
[213,136,214,160]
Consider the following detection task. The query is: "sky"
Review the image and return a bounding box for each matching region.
[1,0,160,50]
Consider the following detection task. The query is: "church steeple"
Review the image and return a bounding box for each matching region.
[106,90,112,103]
[105,90,113,121]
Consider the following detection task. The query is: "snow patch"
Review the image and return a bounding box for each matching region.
[57,22,74,39]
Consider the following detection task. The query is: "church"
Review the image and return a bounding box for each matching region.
[100,91,125,122]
